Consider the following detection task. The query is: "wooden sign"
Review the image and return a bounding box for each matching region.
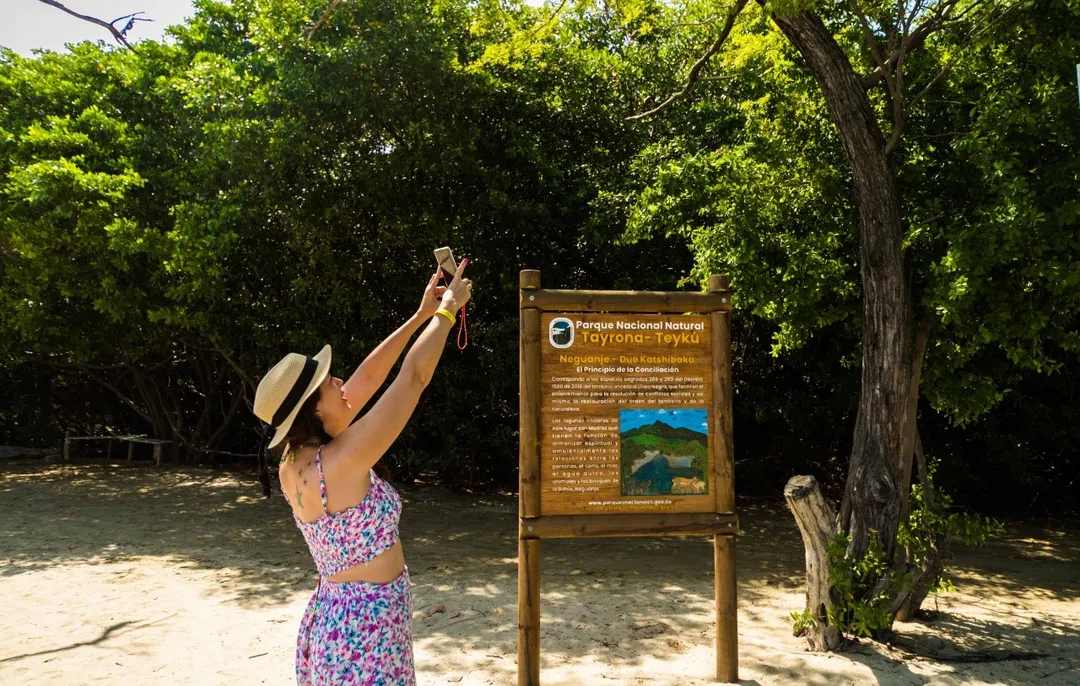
[540,313,715,515]
[517,270,739,686]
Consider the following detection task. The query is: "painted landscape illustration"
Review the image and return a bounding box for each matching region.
[620,408,709,496]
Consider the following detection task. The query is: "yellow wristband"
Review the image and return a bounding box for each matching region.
[435,308,456,327]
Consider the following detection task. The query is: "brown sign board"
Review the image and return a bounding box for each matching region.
[539,313,717,516]
[516,271,738,686]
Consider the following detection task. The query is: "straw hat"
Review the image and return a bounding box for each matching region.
[254,345,332,449]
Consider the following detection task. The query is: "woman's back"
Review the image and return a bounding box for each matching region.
[280,445,404,584]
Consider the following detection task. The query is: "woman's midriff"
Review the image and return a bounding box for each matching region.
[327,539,405,583]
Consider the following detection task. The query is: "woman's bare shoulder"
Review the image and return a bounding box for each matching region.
[321,439,373,485]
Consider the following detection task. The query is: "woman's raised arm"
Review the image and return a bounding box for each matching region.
[327,260,471,472]
[340,270,446,421]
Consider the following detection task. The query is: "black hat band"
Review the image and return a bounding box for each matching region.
[271,357,318,429]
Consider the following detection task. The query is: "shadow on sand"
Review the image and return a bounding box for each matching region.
[1,459,1078,683]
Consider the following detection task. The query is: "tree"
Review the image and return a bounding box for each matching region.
[591,0,1079,646]
[0,38,255,458]
[1,0,691,480]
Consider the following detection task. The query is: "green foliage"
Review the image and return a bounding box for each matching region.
[1,0,1077,512]
[0,0,690,478]
[628,434,661,448]
[898,459,1005,593]
[789,608,817,636]
[792,468,1005,638]
[606,3,860,354]
[608,0,1080,423]
[620,437,646,483]
[822,532,899,638]
[0,45,166,359]
[788,530,898,638]
[912,1,1080,424]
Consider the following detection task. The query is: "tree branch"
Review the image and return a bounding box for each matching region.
[862,0,999,90]
[851,0,904,146]
[906,0,1021,112]
[208,338,257,401]
[206,386,246,450]
[860,8,943,89]
[529,0,570,41]
[670,15,726,30]
[851,0,893,91]
[130,364,180,436]
[307,0,347,41]
[881,0,1016,155]
[847,0,1005,154]
[38,358,169,373]
[51,363,156,425]
[0,238,21,263]
[885,0,906,62]
[627,0,749,120]
[35,1,150,51]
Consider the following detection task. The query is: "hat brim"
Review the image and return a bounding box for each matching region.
[267,344,332,449]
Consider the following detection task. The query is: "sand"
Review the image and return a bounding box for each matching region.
[1,459,1077,685]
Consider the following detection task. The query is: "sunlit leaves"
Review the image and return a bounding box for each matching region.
[608,0,1079,425]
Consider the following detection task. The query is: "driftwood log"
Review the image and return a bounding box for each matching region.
[785,475,844,651]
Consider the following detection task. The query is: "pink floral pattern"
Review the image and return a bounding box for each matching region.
[288,446,412,684]
[296,569,415,685]
[293,447,402,577]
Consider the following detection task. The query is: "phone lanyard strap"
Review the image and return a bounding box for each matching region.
[457,304,468,350]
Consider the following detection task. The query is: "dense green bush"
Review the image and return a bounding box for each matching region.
[1,0,1076,516]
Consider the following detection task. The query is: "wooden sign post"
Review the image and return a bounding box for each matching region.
[518,270,738,685]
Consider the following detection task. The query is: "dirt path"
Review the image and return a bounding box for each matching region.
[1,460,1077,685]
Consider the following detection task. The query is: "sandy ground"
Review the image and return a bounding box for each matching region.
[1,458,1078,685]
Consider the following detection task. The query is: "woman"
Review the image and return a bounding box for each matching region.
[253,259,472,685]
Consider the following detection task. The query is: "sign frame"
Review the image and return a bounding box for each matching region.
[517,269,739,685]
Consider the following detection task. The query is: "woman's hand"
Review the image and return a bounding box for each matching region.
[417,270,447,319]
[439,258,472,313]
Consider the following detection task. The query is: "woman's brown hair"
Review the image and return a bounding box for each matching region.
[274,390,331,461]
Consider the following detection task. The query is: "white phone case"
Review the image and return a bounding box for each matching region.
[435,247,457,280]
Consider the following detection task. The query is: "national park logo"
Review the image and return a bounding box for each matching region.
[548,317,574,349]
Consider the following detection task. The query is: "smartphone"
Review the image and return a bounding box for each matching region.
[434,247,457,284]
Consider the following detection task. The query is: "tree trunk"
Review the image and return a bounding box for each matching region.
[899,313,933,525]
[894,428,949,621]
[784,475,844,651]
[768,10,912,561]
[206,385,246,451]
[915,429,931,511]
[895,538,950,621]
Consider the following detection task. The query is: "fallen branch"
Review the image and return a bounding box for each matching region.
[930,651,1052,664]
[874,639,1052,664]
